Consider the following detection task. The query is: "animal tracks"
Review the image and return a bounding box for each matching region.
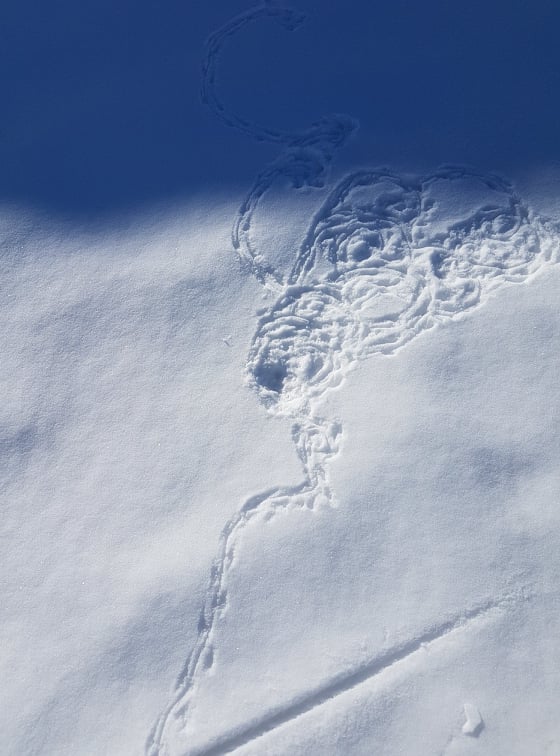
[250,167,555,416]
[206,2,357,290]
[147,2,559,754]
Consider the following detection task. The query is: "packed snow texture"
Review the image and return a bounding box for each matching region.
[2,1,560,755]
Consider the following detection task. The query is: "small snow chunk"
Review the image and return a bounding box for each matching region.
[462,703,484,737]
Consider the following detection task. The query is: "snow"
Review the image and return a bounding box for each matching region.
[2,1,560,755]
[155,265,560,756]
[462,704,483,737]
[0,202,301,754]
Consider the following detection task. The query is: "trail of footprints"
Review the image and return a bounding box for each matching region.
[147,3,559,754]
[251,168,556,415]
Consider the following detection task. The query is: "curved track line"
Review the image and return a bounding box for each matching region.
[200,0,357,288]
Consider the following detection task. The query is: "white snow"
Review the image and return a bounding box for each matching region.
[3,3,560,755]
[0,200,302,755]
[462,704,483,737]
[3,182,560,756]
[155,261,560,756]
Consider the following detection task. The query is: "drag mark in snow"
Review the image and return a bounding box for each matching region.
[185,592,523,756]
[147,3,559,754]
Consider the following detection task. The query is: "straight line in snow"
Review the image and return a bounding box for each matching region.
[191,595,510,756]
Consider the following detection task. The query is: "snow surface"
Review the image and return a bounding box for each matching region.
[3,1,560,755]
[0,202,301,754]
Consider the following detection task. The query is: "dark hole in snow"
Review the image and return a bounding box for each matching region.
[351,241,373,261]
[254,360,288,393]
[430,249,447,278]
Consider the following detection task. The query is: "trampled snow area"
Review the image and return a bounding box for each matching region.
[2,2,560,755]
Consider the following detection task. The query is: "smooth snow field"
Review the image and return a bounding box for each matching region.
[2,2,560,755]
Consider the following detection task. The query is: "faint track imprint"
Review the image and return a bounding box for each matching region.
[147,3,558,754]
